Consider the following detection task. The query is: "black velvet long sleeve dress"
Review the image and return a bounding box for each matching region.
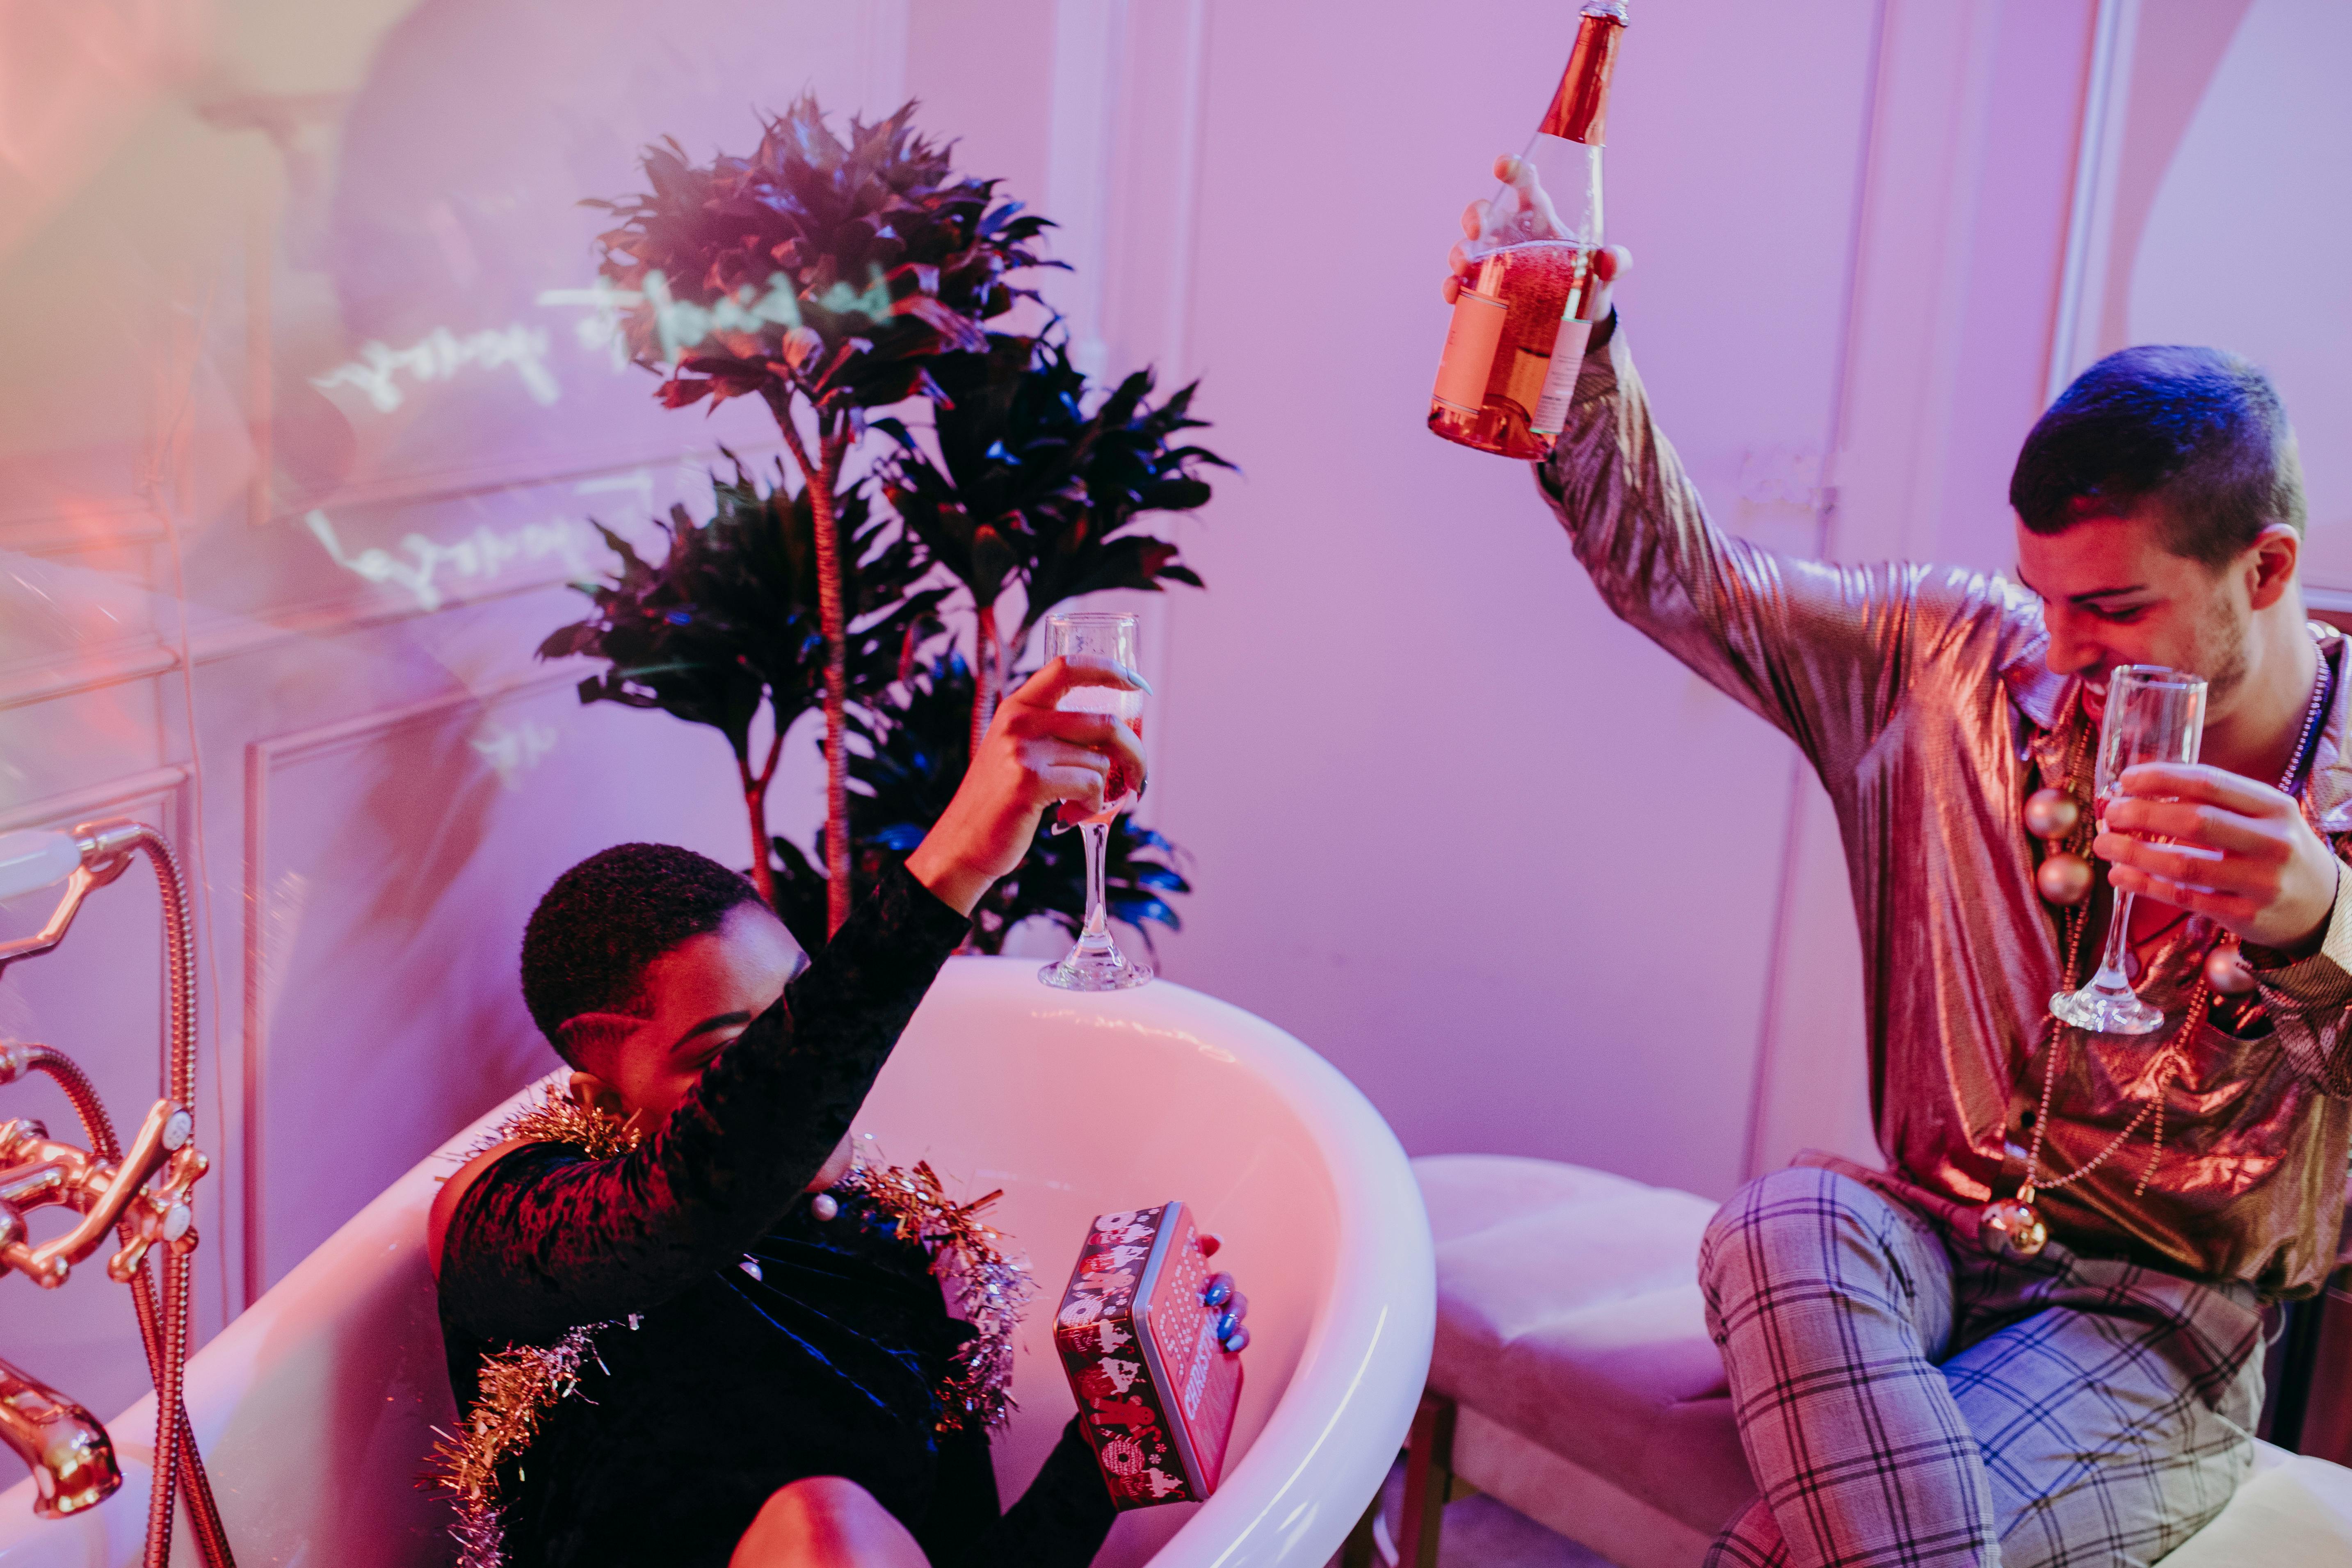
[436,864,1117,1568]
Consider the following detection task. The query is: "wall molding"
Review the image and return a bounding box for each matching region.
[0,442,780,714]
[0,764,192,836]
[0,511,167,558]
[190,569,582,670]
[0,642,181,713]
[237,666,577,1305]
[254,441,780,532]
[0,578,574,713]
[2045,0,2135,402]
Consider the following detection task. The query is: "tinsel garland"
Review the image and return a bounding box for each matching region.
[426,1090,1030,1568]
[835,1157,1035,1434]
[428,1322,615,1568]
[465,1082,646,1161]
[429,1088,646,1568]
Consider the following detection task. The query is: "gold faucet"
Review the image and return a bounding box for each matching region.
[0,820,234,1567]
[0,1352,119,1517]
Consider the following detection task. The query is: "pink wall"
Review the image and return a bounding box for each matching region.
[1,0,2332,1434]
[1114,0,1879,1192]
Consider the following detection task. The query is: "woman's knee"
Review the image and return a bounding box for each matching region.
[730,1476,929,1568]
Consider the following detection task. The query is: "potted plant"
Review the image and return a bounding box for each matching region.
[546,99,1227,956]
[579,97,1050,934]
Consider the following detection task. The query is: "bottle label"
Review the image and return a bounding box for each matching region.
[1530,315,1596,434]
[1432,289,1507,413]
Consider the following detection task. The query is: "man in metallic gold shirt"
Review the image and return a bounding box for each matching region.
[1453,211,2350,1564]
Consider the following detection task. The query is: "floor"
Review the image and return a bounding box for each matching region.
[1324,1460,1623,1568]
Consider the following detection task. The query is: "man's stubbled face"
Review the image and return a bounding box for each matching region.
[2015,500,2255,727]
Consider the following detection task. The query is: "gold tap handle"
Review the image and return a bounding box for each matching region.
[15,1100,190,1287]
[109,1144,208,1284]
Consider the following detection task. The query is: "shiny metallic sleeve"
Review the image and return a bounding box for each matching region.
[2249,877,2352,1095]
[1534,331,1986,785]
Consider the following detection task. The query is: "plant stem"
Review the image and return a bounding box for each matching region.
[971,600,1000,760]
[739,749,776,909]
[740,724,786,909]
[776,401,853,937]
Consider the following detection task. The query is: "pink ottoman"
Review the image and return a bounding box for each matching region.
[1393,1155,1755,1568]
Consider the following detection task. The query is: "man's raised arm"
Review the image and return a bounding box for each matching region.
[1459,228,2003,783]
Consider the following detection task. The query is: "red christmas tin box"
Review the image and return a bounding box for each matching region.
[1054,1201,1244,1508]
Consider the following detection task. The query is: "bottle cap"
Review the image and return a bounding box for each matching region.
[1539,6,1627,146]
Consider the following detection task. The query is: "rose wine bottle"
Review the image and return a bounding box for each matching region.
[1429,0,1626,459]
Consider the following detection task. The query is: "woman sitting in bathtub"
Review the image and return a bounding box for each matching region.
[427,656,1199,1568]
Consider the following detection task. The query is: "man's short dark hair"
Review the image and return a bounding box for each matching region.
[520,842,763,1063]
[2010,345,2305,568]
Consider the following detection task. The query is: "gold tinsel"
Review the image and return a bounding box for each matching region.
[429,1088,644,1568]
[468,1082,646,1160]
[428,1322,615,1568]
[836,1158,1035,1434]
[427,1094,1030,1568]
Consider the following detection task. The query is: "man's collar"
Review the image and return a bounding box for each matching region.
[2305,626,2352,833]
[2001,649,2069,731]
[2003,619,2352,828]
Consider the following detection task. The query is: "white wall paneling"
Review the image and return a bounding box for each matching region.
[0,646,181,716]
[0,0,877,1413]
[240,667,575,1302]
[2048,0,2352,591]
[1116,0,1888,1198]
[1739,0,1893,1185]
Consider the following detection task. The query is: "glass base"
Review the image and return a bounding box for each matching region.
[1039,941,1153,992]
[2049,982,2166,1035]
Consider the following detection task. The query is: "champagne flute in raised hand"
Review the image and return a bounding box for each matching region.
[1039,612,1153,992]
[2050,664,2207,1035]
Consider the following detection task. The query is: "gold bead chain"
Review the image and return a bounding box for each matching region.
[2015,655,2334,1227]
[2020,701,2208,1205]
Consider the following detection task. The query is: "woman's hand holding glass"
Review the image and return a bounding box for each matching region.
[1038,612,1155,991]
[904,655,1149,918]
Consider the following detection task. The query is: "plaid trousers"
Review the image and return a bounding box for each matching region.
[1697,1166,2265,1568]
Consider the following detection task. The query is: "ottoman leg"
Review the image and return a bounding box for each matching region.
[1338,1493,1380,1568]
[1395,1392,1456,1568]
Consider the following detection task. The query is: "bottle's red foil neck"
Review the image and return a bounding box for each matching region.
[1538,11,1624,145]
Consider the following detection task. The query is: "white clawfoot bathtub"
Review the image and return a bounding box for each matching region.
[0,957,1434,1567]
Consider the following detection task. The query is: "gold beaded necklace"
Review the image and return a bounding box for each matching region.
[1991,659,2335,1256]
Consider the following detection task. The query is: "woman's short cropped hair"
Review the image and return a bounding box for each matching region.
[519,842,763,1062]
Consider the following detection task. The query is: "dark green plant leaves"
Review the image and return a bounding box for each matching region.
[875,333,1229,635]
[1021,367,1225,638]
[536,456,945,762]
[587,99,1057,419]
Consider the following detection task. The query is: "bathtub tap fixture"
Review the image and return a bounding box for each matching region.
[0,820,236,1568]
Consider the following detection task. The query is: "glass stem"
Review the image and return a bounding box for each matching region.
[1079,821,1112,950]
[2091,888,2138,993]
